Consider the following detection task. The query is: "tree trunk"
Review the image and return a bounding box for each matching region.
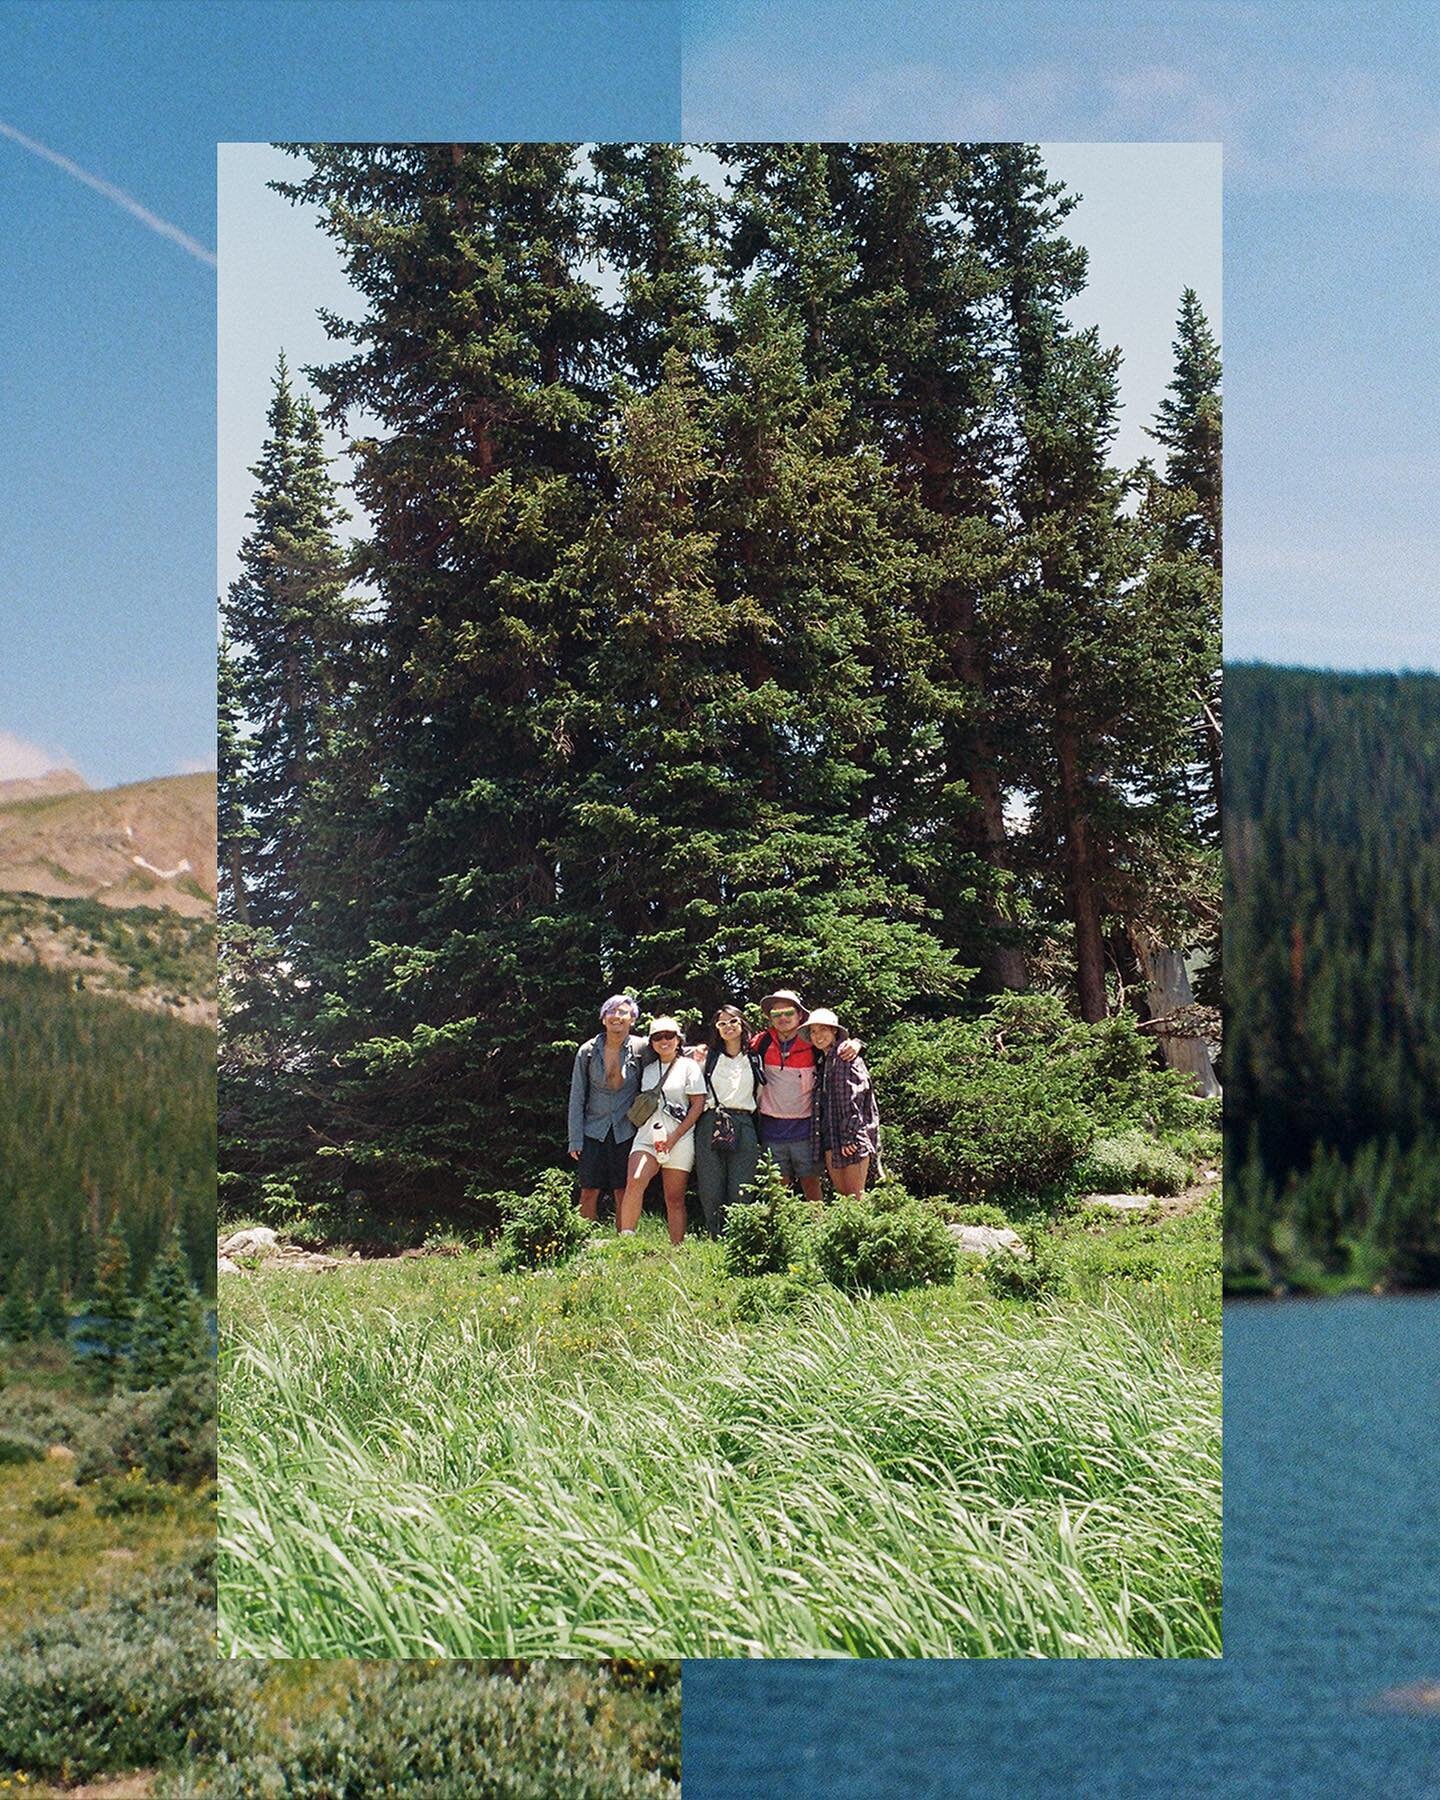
[1053,708,1107,1023]
[963,750,1029,993]
[1132,929,1221,1098]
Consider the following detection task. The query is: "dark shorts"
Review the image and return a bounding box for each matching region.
[761,1132,821,1183]
[576,1129,630,1193]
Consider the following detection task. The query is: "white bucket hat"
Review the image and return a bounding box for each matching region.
[802,1007,846,1040]
[647,1015,685,1041]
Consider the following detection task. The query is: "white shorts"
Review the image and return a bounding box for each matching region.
[630,1110,697,1174]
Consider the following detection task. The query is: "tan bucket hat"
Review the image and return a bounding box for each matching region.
[759,987,809,1022]
[647,1015,685,1040]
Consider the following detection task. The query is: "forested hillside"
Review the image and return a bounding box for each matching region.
[1226,664,1440,1290]
[0,961,214,1296]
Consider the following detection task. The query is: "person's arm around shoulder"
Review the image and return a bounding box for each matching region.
[671,1059,708,1142]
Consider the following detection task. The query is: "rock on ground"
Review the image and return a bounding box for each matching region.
[1083,1194,1158,1212]
[948,1224,1026,1257]
[217,1227,339,1274]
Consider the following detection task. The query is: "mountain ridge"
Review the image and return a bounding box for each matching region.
[0,769,216,917]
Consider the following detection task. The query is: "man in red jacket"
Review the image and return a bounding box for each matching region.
[752,988,825,1202]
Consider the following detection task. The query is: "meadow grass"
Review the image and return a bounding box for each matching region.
[219,1210,1220,1660]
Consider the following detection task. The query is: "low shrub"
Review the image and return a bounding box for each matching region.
[32,1487,81,1518]
[75,1371,216,1487]
[0,1550,262,1783]
[495,1169,592,1273]
[0,1388,88,1447]
[981,1227,1066,1304]
[867,996,1197,1202]
[814,1182,958,1294]
[731,1272,818,1322]
[721,1157,812,1278]
[1083,1130,1189,1197]
[94,1468,175,1517]
[0,1428,44,1465]
[169,1662,679,1799]
[942,1202,1012,1229]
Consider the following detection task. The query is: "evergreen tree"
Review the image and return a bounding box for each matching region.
[590,143,720,389]
[270,143,614,1208]
[217,628,257,927]
[36,1267,68,1342]
[1148,288,1222,568]
[0,1269,34,1344]
[720,142,1025,994]
[222,353,350,938]
[972,147,1213,1024]
[130,1228,208,1389]
[88,1223,135,1389]
[1144,289,1223,844]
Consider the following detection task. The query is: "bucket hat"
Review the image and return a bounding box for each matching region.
[799,1000,842,1044]
[759,987,809,1022]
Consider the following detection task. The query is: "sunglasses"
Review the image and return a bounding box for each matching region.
[652,1031,680,1041]
[769,1008,798,1019]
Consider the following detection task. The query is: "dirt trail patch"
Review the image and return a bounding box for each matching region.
[34,1777,154,1799]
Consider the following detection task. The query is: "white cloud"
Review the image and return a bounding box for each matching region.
[684,49,1440,197]
[0,730,74,780]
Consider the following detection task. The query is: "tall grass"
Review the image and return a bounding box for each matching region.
[220,1240,1219,1659]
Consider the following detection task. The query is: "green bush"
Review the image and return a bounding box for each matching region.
[731,1272,818,1322]
[32,1487,82,1518]
[171,1662,679,1799]
[0,1428,44,1465]
[942,1202,1012,1228]
[721,1157,811,1277]
[981,1227,1066,1304]
[1083,1130,1189,1197]
[0,1388,87,1446]
[75,1371,216,1487]
[0,1550,262,1783]
[94,1468,174,1517]
[495,1169,592,1273]
[814,1182,958,1294]
[867,996,1197,1202]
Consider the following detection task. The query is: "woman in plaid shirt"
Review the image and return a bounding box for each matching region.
[804,1007,880,1197]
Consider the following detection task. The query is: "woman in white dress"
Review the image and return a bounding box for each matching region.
[618,1015,706,1242]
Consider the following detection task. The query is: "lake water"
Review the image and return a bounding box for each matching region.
[682,1297,1440,1797]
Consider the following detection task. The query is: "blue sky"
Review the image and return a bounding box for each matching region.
[0,1,678,787]
[683,0,1440,673]
[1,0,1434,788]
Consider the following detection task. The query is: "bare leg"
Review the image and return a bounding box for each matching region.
[661,1168,690,1244]
[578,1188,600,1221]
[619,1152,657,1233]
[799,1174,824,1205]
[826,1154,869,1197]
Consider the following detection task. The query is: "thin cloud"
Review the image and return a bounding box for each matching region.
[0,729,75,780]
[0,120,216,266]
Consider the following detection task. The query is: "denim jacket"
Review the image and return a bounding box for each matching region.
[567,1032,648,1154]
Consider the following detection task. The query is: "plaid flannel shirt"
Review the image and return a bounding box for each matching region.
[811,1046,880,1168]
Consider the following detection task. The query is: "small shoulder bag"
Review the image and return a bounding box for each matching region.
[628,1054,685,1128]
[705,1054,740,1153]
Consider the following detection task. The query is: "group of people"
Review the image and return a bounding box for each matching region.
[566,988,882,1243]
